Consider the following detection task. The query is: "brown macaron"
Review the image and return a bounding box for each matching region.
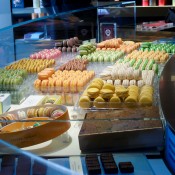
[62,47,67,52]
[63,40,67,47]
[67,47,72,52]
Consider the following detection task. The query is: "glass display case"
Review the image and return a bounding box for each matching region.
[0,1,174,174]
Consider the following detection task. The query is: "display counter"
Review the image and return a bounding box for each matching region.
[0,1,174,174]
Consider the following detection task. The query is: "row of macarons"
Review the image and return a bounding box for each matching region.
[79,78,154,108]
[0,106,65,128]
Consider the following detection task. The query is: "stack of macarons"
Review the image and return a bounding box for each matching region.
[139,85,153,106]
[58,59,88,71]
[37,68,55,81]
[79,78,154,109]
[117,42,140,53]
[5,58,55,73]
[30,49,61,59]
[115,85,129,99]
[125,50,169,63]
[0,113,17,128]
[76,50,124,62]
[79,42,96,57]
[96,38,140,53]
[34,70,95,93]
[55,37,80,52]
[100,62,141,81]
[26,106,64,119]
[97,38,123,49]
[142,70,155,86]
[125,85,139,104]
[79,80,122,109]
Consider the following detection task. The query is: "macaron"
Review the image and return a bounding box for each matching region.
[100,89,114,99]
[63,40,67,47]
[92,78,104,86]
[114,79,121,86]
[102,83,115,92]
[79,96,92,108]
[139,95,152,106]
[27,108,35,118]
[44,107,55,117]
[88,82,102,90]
[94,96,105,108]
[137,80,144,88]
[38,107,45,117]
[125,95,137,103]
[115,85,129,98]
[122,79,130,88]
[51,109,64,119]
[130,80,136,86]
[106,79,113,84]
[17,111,27,120]
[109,95,121,108]
[87,88,100,98]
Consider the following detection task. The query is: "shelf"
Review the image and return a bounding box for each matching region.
[12,7,47,15]
[12,7,34,14]
[135,5,174,7]
[136,6,170,17]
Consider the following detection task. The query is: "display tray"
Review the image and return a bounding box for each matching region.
[79,106,164,153]
[0,105,70,148]
[78,101,155,110]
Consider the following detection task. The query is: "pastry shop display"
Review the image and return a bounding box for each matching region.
[55,37,81,52]
[125,49,169,63]
[0,105,70,148]
[79,78,154,109]
[76,50,124,62]
[58,59,88,71]
[96,38,140,53]
[5,58,55,73]
[140,42,175,54]
[30,49,61,59]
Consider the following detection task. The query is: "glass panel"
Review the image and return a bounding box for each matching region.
[0,139,77,174]
[0,29,15,67]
